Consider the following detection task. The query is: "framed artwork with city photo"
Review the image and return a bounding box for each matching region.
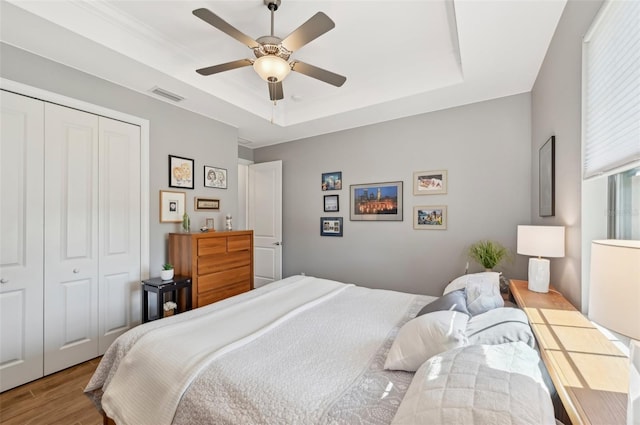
[350,181,403,221]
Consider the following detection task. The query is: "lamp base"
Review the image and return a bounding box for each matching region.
[528,257,550,293]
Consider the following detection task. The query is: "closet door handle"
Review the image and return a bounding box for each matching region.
[73,268,80,274]
[0,278,8,284]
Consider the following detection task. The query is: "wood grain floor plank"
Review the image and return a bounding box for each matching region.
[0,357,103,425]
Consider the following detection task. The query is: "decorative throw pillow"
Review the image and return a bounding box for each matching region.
[466,307,535,347]
[391,342,555,425]
[384,310,469,372]
[466,276,504,315]
[442,272,500,295]
[416,289,470,317]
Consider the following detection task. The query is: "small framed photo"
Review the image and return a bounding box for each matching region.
[350,181,403,221]
[320,217,343,236]
[322,171,342,191]
[169,155,194,189]
[324,195,339,212]
[204,165,228,189]
[194,197,220,211]
[413,205,447,230]
[413,170,447,195]
[205,218,214,229]
[160,190,186,222]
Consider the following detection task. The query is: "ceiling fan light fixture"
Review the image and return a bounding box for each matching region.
[253,55,291,82]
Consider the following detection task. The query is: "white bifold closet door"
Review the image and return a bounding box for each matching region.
[43,103,140,374]
[0,91,45,391]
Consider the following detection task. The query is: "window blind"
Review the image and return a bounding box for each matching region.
[583,0,640,179]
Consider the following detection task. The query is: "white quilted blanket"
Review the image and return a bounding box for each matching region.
[391,341,555,425]
[87,275,433,425]
[102,276,350,425]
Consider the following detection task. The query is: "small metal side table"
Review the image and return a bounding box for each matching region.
[141,276,192,323]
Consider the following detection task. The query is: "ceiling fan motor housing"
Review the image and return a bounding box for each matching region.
[254,36,291,60]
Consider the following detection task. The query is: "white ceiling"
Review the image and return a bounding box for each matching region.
[0,0,566,148]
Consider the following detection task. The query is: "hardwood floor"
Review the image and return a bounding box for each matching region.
[0,357,103,425]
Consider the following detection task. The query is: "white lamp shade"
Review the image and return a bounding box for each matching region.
[253,55,291,82]
[517,225,565,257]
[630,340,640,425]
[588,239,640,340]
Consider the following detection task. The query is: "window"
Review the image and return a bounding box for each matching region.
[608,167,640,240]
[583,0,640,178]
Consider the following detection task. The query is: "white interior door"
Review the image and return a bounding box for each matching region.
[248,160,282,288]
[98,117,141,353]
[44,103,99,374]
[0,91,45,391]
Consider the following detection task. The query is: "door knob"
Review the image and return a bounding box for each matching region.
[73,268,80,274]
[0,278,8,284]
[273,241,282,246]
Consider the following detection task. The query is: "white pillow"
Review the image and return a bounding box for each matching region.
[384,310,469,372]
[442,271,500,295]
[391,342,555,425]
[466,275,504,315]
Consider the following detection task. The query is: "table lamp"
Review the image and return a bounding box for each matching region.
[588,239,640,340]
[516,225,565,293]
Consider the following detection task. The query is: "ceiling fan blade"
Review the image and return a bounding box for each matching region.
[281,12,335,52]
[268,81,284,101]
[291,61,346,87]
[193,8,260,49]
[196,59,253,76]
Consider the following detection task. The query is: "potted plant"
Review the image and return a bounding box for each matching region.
[160,263,174,281]
[468,240,509,271]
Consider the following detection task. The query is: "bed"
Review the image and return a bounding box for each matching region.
[85,274,556,425]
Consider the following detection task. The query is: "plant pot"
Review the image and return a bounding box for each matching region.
[160,269,174,281]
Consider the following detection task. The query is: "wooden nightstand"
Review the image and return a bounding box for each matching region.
[141,276,192,323]
[510,279,629,425]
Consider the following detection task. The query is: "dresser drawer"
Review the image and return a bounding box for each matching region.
[197,251,250,275]
[197,265,251,294]
[198,237,227,256]
[228,234,251,252]
[197,280,251,307]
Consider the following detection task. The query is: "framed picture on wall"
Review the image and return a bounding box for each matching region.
[159,190,186,222]
[413,170,447,195]
[320,217,343,236]
[324,195,339,212]
[168,155,194,189]
[413,205,447,230]
[350,181,403,221]
[539,136,555,217]
[321,171,342,191]
[194,197,220,211]
[204,165,228,189]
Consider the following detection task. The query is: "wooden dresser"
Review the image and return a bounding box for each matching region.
[168,230,254,308]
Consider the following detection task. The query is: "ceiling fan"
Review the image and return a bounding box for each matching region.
[193,0,346,102]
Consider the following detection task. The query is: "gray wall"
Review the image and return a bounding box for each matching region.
[0,43,240,276]
[238,145,254,162]
[531,0,603,309]
[254,94,532,296]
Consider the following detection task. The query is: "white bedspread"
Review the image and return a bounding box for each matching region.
[102,276,349,425]
[88,275,433,425]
